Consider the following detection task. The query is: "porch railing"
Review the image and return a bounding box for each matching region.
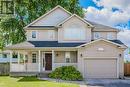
[53,63,77,69]
[10,63,39,72]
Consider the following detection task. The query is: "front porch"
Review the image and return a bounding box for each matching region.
[10,50,78,73]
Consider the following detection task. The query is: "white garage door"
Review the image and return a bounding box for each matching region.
[84,59,117,78]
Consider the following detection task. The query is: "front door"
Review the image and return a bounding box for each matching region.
[45,53,52,70]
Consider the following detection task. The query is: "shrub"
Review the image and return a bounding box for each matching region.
[49,66,83,81]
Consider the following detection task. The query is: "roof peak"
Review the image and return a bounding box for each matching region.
[24,5,72,29]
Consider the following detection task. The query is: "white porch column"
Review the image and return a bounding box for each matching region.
[10,51,13,72]
[38,50,41,72]
[18,52,20,64]
[52,50,54,70]
[23,53,26,71]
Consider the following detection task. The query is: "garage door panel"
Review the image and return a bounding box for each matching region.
[84,59,117,78]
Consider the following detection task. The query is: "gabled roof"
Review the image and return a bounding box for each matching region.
[86,20,119,32]
[56,14,93,27]
[77,39,127,48]
[24,5,72,29]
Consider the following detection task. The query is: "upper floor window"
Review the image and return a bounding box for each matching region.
[0,0,14,14]
[107,33,113,40]
[94,32,100,39]
[64,28,85,40]
[32,31,36,38]
[48,30,55,39]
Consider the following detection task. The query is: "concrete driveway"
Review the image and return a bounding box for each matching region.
[85,79,130,87]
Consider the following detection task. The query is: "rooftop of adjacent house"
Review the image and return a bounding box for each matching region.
[85,20,119,32]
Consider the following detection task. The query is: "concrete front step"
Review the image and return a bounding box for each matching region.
[38,73,50,78]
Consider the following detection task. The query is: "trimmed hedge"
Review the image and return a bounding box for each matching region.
[49,66,83,81]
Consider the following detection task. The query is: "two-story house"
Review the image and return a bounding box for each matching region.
[6,5,127,78]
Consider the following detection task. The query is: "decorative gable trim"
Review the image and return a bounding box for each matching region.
[24,5,72,29]
[56,14,94,28]
[77,39,127,49]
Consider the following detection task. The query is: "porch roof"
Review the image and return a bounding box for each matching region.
[28,41,85,47]
[5,40,125,50]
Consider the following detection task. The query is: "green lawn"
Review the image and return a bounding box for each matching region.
[0,76,79,87]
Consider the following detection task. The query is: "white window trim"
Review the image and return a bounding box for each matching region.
[31,31,37,39]
[32,52,37,63]
[65,52,71,63]
[94,32,100,39]
[65,58,71,63]
[48,30,55,40]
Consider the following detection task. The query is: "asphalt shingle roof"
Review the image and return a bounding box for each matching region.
[28,41,85,47]
[28,40,124,47]
[110,40,124,45]
[85,20,119,31]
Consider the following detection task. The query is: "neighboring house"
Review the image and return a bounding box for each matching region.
[6,5,127,78]
[0,50,17,63]
[0,0,15,63]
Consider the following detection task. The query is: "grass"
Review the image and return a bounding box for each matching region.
[0,76,79,87]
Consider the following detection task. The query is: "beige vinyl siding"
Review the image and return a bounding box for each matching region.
[28,51,77,63]
[26,29,58,41]
[31,8,70,26]
[54,51,77,63]
[58,16,91,43]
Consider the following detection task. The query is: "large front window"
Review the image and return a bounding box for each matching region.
[64,28,85,40]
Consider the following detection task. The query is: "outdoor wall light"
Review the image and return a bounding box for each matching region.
[119,54,122,57]
[56,53,59,57]
[80,54,83,57]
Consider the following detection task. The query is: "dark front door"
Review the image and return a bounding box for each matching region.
[45,53,52,70]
